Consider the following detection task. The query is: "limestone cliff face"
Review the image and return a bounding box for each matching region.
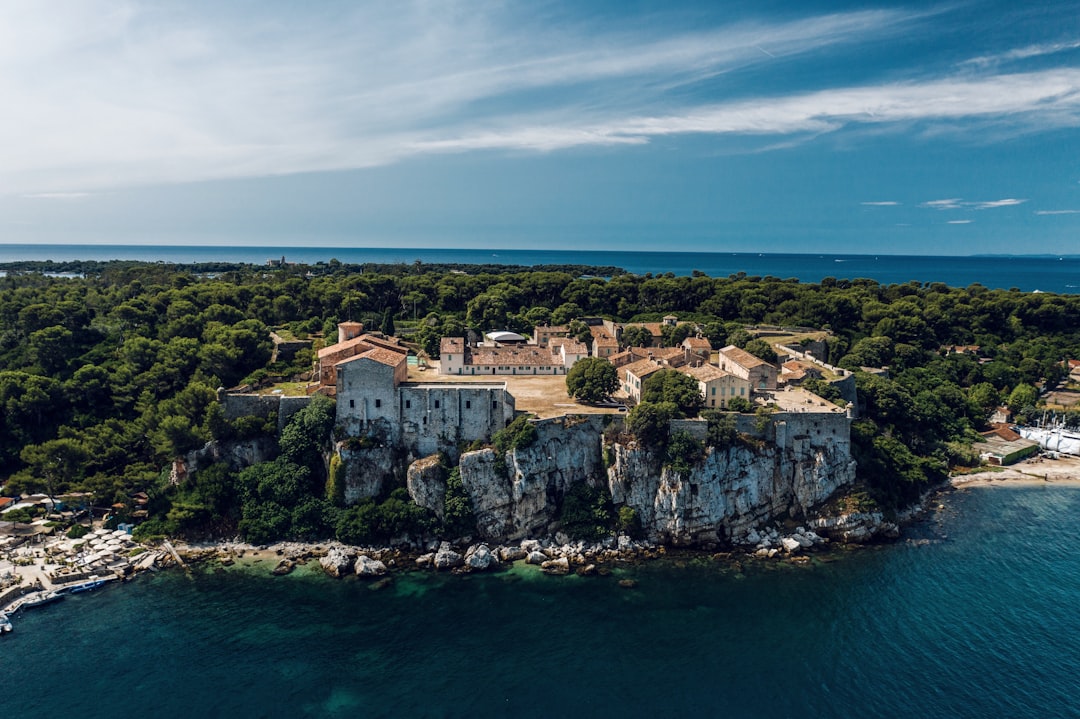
[172,437,278,484]
[607,426,856,544]
[456,416,607,541]
[338,445,400,504]
[447,413,854,544]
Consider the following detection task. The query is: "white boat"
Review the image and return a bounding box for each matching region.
[63,577,107,594]
[0,613,12,633]
[21,590,65,608]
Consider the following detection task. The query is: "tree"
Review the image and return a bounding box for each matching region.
[381,308,396,337]
[19,438,88,507]
[621,325,653,349]
[641,369,703,417]
[566,358,619,404]
[1007,383,1038,414]
[624,401,676,447]
[743,338,778,364]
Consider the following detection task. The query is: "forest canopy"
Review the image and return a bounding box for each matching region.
[1,259,1078,533]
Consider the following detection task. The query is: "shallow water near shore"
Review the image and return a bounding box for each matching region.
[5,486,1080,718]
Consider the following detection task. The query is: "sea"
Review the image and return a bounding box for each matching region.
[0,244,1078,293]
[3,486,1080,719]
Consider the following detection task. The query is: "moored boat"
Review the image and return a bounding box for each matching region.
[21,590,65,608]
[62,577,107,594]
[0,613,12,634]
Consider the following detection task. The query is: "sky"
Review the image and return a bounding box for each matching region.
[1,0,1079,255]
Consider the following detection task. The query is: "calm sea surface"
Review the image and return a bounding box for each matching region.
[0,244,1078,293]
[3,486,1080,718]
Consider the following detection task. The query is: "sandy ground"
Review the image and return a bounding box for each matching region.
[950,454,1080,488]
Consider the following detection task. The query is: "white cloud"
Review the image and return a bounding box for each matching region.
[923,199,963,210]
[1035,209,1080,215]
[947,219,973,224]
[921,198,1027,211]
[861,201,900,206]
[973,198,1026,209]
[962,40,1080,68]
[1,2,1078,194]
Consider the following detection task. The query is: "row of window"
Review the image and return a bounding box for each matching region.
[347,398,497,410]
[709,386,747,396]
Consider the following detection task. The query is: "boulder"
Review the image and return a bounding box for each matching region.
[577,564,598,577]
[525,550,548,565]
[355,555,388,577]
[464,544,495,572]
[781,537,802,553]
[434,542,464,570]
[794,534,813,548]
[498,546,526,562]
[520,539,542,554]
[540,557,570,575]
[271,559,295,576]
[617,535,633,552]
[320,546,356,578]
[554,532,571,546]
[415,553,435,568]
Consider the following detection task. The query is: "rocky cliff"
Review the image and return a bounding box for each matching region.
[607,424,856,544]
[438,412,857,546]
[455,415,608,541]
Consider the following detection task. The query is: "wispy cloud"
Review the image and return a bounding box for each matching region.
[923,199,963,210]
[948,219,973,224]
[2,2,1079,195]
[1035,209,1080,215]
[921,198,1026,210]
[961,40,1080,68]
[861,201,900,206]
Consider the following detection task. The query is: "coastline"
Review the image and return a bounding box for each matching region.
[949,455,1080,488]
[6,454,1078,621]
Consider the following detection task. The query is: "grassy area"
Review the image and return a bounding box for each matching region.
[257,381,310,396]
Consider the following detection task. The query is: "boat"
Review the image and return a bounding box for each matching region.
[63,577,106,594]
[21,590,65,609]
[0,613,12,634]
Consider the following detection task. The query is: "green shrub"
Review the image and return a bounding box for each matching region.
[443,467,477,538]
[66,523,91,539]
[558,482,615,541]
[617,505,643,538]
[664,430,705,474]
[492,414,538,453]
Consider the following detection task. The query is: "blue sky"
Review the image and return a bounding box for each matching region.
[2,0,1079,254]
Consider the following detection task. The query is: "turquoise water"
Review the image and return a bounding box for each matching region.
[4,486,1080,718]
[1,245,1078,293]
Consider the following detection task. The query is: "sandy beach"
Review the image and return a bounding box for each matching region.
[950,454,1080,488]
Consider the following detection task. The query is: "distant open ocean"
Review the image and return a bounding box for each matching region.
[1,244,1078,293]
[4,487,1080,718]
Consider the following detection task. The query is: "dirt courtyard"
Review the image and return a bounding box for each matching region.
[407,363,627,419]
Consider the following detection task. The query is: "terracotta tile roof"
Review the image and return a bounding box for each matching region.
[550,338,588,354]
[983,424,1022,442]
[623,359,665,381]
[469,346,560,367]
[319,333,405,359]
[338,347,407,368]
[682,364,730,382]
[318,335,369,358]
[536,325,569,334]
[719,345,768,369]
[683,336,711,349]
[440,337,465,354]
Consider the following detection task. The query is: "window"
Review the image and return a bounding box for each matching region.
[422,416,427,425]
[375,399,381,408]
[405,400,411,409]
[349,399,355,408]
[492,400,498,409]
[711,387,716,395]
[434,399,440,409]
[465,400,471,409]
